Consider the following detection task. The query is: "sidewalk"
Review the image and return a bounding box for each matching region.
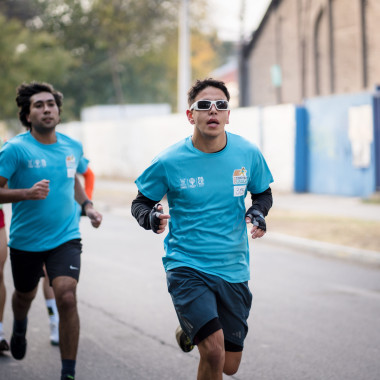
[273,192,380,222]
[94,179,380,266]
[268,191,380,266]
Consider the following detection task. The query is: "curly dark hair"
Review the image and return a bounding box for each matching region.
[15,82,63,129]
[187,78,230,106]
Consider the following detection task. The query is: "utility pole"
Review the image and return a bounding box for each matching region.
[239,0,248,106]
[177,0,190,113]
[239,0,246,41]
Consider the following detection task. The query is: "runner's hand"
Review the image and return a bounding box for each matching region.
[245,208,266,239]
[86,208,102,228]
[150,204,170,234]
[28,179,50,200]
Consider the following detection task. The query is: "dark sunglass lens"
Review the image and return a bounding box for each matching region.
[216,100,228,110]
[197,100,211,110]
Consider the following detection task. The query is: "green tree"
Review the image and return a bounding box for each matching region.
[0,14,74,123]
[1,0,232,119]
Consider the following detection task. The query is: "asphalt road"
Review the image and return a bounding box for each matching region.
[1,208,380,380]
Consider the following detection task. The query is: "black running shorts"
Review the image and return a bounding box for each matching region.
[10,239,82,293]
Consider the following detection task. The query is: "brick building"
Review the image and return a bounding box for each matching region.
[240,0,380,106]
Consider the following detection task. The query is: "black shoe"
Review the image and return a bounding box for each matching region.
[175,325,194,353]
[61,375,75,380]
[0,338,10,351]
[10,332,27,360]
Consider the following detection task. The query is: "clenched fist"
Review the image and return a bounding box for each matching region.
[28,179,50,200]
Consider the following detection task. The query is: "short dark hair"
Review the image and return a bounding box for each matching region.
[15,82,63,128]
[187,78,230,106]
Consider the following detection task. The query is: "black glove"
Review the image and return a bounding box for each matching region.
[149,204,163,233]
[245,208,266,231]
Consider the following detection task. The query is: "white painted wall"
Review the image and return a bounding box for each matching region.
[58,104,296,191]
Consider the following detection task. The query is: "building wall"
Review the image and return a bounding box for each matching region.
[245,0,380,106]
[249,15,278,105]
[332,0,362,92]
[279,0,301,103]
[312,3,330,96]
[366,0,380,87]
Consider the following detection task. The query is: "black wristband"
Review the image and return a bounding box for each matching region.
[81,199,93,216]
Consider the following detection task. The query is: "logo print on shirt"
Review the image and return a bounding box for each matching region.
[180,179,187,189]
[66,155,76,178]
[28,159,47,168]
[179,177,205,189]
[233,167,248,185]
[189,178,196,188]
[233,167,247,197]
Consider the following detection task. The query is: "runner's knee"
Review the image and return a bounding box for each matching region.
[198,330,225,367]
[14,288,37,303]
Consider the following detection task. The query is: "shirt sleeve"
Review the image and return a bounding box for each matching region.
[248,147,274,194]
[77,156,89,174]
[0,142,18,180]
[135,157,169,201]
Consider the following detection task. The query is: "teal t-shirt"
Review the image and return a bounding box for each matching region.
[77,156,89,174]
[0,131,83,251]
[135,132,274,283]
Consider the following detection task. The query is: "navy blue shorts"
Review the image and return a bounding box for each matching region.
[166,266,252,349]
[10,239,82,293]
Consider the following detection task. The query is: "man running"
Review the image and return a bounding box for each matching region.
[132,78,273,379]
[0,82,102,380]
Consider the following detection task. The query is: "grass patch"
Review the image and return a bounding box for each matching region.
[267,209,380,252]
[362,193,380,205]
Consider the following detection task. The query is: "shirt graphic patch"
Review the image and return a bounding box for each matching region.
[28,159,47,168]
[66,155,76,178]
[180,177,205,189]
[233,167,248,185]
[234,185,246,197]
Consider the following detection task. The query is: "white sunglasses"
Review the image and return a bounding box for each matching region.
[189,99,230,111]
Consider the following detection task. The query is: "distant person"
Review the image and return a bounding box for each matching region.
[0,137,8,352]
[0,203,9,352]
[0,137,9,352]
[0,81,102,380]
[131,78,273,379]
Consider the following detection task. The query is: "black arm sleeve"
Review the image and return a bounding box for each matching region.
[131,190,160,230]
[249,187,273,217]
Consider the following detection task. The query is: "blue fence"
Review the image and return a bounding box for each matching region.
[373,87,380,191]
[296,92,376,197]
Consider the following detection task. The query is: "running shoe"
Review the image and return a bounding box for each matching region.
[0,338,9,351]
[61,376,75,380]
[49,321,59,346]
[10,331,27,360]
[175,325,194,353]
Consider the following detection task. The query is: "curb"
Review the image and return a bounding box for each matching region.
[265,232,380,266]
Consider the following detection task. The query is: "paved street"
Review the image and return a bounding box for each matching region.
[1,206,380,379]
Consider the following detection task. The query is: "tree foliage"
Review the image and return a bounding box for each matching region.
[0,13,74,121]
[0,0,234,122]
